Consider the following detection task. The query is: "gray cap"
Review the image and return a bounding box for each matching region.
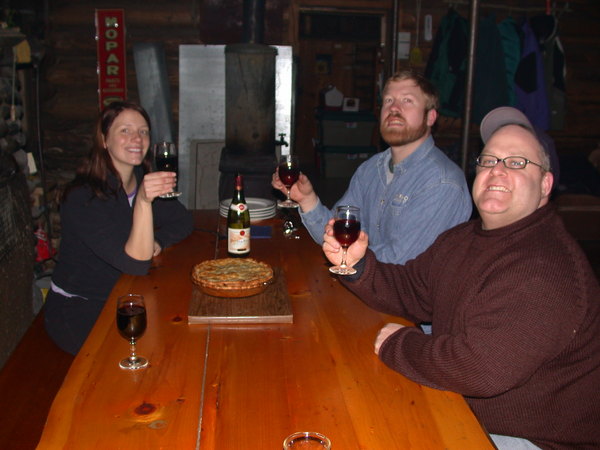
[480,106,534,143]
[479,106,560,185]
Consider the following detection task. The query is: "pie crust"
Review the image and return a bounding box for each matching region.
[191,258,274,298]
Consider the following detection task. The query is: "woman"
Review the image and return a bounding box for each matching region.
[45,101,193,355]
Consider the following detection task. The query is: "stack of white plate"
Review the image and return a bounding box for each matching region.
[219,197,277,221]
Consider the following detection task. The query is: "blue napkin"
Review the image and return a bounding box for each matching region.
[251,225,272,239]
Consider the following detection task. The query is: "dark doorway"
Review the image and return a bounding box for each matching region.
[294,9,391,169]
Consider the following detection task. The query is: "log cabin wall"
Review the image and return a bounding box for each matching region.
[10,0,600,236]
[39,0,291,208]
[39,0,599,164]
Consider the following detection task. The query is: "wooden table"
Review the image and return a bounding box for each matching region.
[37,210,493,449]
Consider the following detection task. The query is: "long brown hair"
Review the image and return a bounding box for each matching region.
[63,101,153,201]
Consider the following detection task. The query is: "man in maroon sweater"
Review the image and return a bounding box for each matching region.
[323,106,600,450]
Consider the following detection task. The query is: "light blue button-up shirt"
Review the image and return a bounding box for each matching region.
[300,135,473,264]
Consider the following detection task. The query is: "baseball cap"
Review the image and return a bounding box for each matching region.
[480,106,534,144]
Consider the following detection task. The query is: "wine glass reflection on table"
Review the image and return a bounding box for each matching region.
[329,205,361,276]
[277,154,300,208]
[154,141,182,198]
[116,294,148,370]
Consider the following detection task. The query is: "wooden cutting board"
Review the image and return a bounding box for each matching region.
[188,268,293,324]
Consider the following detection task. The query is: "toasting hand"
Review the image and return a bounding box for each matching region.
[271,169,319,213]
[322,218,368,270]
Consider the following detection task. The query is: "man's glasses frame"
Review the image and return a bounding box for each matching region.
[476,155,546,170]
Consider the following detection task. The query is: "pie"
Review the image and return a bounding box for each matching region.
[191,258,274,297]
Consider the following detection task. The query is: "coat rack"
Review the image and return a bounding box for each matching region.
[441,0,572,172]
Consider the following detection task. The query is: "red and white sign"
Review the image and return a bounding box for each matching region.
[95,9,127,109]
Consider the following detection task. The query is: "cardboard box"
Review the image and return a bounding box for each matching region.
[322,152,374,178]
[318,111,377,147]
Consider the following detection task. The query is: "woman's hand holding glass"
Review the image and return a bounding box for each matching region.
[138,171,178,203]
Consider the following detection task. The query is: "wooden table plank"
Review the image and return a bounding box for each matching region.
[37,227,218,449]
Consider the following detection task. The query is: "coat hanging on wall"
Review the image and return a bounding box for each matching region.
[425,6,566,130]
[425,8,512,123]
[530,13,566,130]
[425,8,468,119]
[471,12,511,123]
[497,16,521,108]
[514,19,551,130]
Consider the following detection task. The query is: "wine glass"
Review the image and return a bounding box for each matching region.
[283,431,331,449]
[329,206,361,276]
[154,141,182,198]
[277,154,300,208]
[116,294,148,370]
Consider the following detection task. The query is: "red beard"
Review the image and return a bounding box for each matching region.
[380,113,429,147]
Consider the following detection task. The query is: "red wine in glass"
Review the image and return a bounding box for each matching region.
[277,154,300,208]
[154,141,182,198]
[279,163,299,188]
[329,206,361,276]
[116,294,148,370]
[155,155,178,175]
[117,303,147,341]
[333,219,361,247]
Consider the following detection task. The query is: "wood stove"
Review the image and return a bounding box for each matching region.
[218,42,278,201]
[177,0,294,209]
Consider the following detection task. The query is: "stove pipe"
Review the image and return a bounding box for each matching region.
[219,0,278,201]
[242,0,265,44]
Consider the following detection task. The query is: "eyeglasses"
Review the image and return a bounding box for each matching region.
[476,154,546,170]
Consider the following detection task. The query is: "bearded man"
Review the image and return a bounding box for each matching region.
[273,69,472,263]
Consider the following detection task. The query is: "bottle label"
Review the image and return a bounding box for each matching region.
[228,228,251,254]
[230,203,248,213]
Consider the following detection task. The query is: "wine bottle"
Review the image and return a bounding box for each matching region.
[227,174,251,257]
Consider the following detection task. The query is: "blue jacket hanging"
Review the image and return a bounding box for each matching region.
[515,19,551,130]
[530,13,566,130]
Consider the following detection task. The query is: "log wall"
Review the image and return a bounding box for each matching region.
[2,0,580,216]
[39,1,600,170]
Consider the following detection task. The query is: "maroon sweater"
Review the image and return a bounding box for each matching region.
[342,204,600,449]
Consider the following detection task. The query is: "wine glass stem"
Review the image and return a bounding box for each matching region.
[129,339,138,363]
[286,188,291,201]
[340,247,348,268]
